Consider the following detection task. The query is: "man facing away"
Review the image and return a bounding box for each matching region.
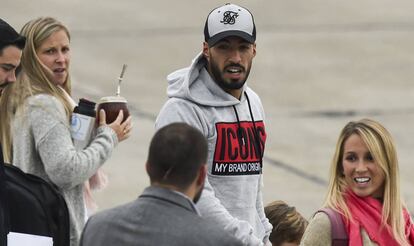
[155,3,272,245]
[80,123,243,246]
[0,18,25,246]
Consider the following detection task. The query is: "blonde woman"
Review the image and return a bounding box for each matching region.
[300,119,414,246]
[9,17,132,246]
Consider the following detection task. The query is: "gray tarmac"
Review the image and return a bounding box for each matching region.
[2,0,414,219]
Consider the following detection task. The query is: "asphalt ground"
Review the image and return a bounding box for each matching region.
[2,0,414,219]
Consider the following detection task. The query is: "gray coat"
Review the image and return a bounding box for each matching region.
[12,94,118,246]
[80,186,244,246]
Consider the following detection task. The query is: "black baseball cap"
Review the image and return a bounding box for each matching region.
[0,18,25,51]
[204,3,256,47]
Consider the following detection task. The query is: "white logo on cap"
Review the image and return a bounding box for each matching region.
[220,11,239,25]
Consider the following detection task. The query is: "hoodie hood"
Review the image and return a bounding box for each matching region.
[166,52,246,107]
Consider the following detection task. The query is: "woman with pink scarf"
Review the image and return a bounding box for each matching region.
[301,119,414,246]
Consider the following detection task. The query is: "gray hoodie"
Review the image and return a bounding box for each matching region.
[156,53,272,245]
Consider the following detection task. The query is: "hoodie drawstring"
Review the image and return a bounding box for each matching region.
[232,105,245,146]
[232,91,263,160]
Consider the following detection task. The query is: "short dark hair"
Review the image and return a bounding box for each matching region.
[0,18,26,54]
[265,200,308,246]
[147,123,207,190]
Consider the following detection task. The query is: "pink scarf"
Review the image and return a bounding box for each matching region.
[343,190,414,246]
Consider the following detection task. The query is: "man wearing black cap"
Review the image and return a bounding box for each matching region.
[0,18,25,95]
[156,3,272,245]
[0,18,25,245]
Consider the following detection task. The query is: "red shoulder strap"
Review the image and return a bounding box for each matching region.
[317,208,349,246]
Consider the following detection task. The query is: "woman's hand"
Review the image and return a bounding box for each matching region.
[99,109,132,142]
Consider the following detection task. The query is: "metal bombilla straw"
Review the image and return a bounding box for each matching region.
[116,64,128,96]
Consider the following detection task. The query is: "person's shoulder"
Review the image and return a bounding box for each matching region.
[300,211,331,246]
[245,86,260,96]
[22,94,67,122]
[158,97,200,116]
[81,205,127,246]
[312,211,331,226]
[26,94,64,112]
[27,93,59,105]
[244,87,263,103]
[85,200,136,234]
[163,96,199,108]
[156,97,206,131]
[86,200,137,227]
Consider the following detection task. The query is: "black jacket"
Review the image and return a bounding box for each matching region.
[0,143,8,246]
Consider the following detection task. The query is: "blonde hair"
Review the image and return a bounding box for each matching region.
[0,17,72,162]
[0,84,14,162]
[323,118,408,245]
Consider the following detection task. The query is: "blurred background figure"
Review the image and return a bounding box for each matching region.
[265,200,308,246]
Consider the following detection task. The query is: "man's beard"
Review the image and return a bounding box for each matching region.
[209,58,251,91]
[193,183,204,204]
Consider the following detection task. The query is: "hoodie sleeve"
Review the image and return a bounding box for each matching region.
[256,175,273,244]
[156,98,265,246]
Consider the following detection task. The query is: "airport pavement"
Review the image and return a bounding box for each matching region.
[2,0,414,219]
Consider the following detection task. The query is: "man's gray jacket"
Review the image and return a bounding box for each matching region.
[80,186,243,246]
